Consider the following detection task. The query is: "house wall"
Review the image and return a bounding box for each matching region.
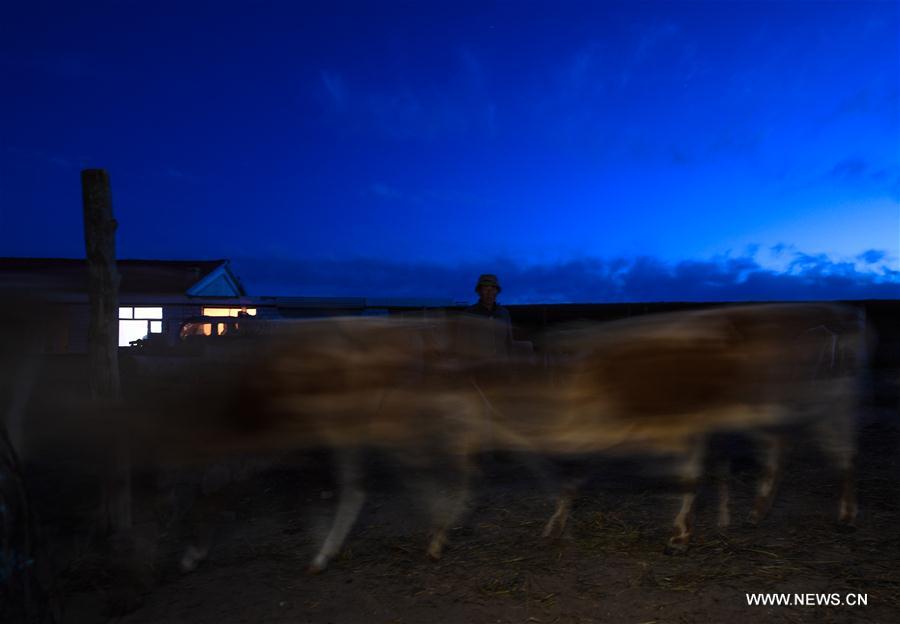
[42,301,279,353]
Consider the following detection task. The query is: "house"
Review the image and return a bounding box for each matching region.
[0,258,274,352]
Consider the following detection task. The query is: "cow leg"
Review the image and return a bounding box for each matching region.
[540,454,595,540]
[811,410,858,530]
[178,464,238,573]
[543,481,578,539]
[748,433,785,526]
[835,460,857,531]
[425,453,473,561]
[179,497,230,573]
[179,493,214,573]
[666,441,705,554]
[715,458,731,529]
[309,448,365,573]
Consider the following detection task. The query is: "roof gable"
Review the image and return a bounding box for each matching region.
[187,266,243,297]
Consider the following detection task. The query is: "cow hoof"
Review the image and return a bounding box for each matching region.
[427,534,446,561]
[664,542,689,556]
[307,562,327,574]
[179,546,207,573]
[308,553,330,574]
[717,511,731,529]
[542,522,564,540]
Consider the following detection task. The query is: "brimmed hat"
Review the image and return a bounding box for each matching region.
[475,274,501,293]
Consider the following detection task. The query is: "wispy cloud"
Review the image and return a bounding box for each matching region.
[364,182,496,209]
[163,167,199,181]
[620,20,682,89]
[4,145,81,169]
[315,50,496,143]
[858,249,887,265]
[828,157,868,180]
[320,70,348,111]
[822,156,900,198]
[633,21,681,66]
[369,183,404,200]
[826,86,900,123]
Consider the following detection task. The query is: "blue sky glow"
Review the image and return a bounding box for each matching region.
[1,1,898,302]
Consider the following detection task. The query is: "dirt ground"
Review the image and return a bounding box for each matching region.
[12,374,900,624]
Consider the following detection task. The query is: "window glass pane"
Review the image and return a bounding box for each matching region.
[203,307,257,317]
[134,307,163,319]
[118,307,133,319]
[119,320,148,346]
[149,321,162,333]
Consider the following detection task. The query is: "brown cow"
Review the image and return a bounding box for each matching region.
[260,317,487,571]
[128,304,866,571]
[266,305,864,563]
[511,303,866,551]
[126,316,485,573]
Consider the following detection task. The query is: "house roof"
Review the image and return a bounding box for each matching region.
[0,257,245,297]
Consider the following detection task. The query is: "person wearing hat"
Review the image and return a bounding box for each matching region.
[467,274,509,319]
[460,273,513,363]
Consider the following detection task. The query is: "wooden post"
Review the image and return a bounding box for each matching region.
[81,169,132,533]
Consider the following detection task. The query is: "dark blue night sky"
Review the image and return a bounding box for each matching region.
[2,1,898,302]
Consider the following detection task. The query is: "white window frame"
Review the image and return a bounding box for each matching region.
[118,307,164,346]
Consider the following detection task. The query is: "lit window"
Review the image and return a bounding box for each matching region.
[134,307,163,319]
[203,307,257,317]
[119,320,149,346]
[119,307,165,346]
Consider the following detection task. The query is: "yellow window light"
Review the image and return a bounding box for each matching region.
[203,307,257,317]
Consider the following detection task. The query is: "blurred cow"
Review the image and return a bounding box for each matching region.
[518,304,867,551]
[127,304,867,571]
[126,316,486,572]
